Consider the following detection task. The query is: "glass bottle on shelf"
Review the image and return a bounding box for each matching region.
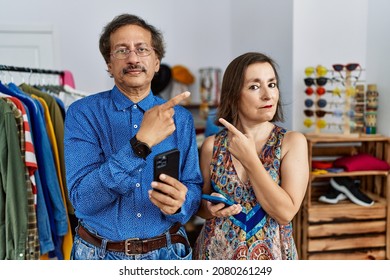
[351,84,365,134]
[365,84,379,134]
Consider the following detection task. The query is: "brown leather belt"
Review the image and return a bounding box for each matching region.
[77,223,189,255]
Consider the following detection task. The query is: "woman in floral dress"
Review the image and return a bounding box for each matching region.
[194,52,309,260]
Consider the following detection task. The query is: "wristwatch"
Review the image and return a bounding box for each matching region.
[130,135,151,159]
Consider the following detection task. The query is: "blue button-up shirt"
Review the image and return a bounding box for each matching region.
[64,86,202,241]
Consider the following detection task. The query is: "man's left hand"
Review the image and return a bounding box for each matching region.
[149,174,187,215]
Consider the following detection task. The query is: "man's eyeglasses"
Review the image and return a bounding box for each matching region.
[111,46,155,59]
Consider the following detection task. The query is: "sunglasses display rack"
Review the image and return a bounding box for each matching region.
[303,64,365,137]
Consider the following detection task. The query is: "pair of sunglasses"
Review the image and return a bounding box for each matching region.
[328,100,346,108]
[305,65,328,77]
[304,77,332,87]
[304,109,332,118]
[303,118,327,129]
[304,98,327,108]
[305,86,326,96]
[326,86,356,97]
[332,63,362,85]
[332,63,360,72]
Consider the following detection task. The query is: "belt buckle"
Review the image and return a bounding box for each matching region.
[125,238,142,256]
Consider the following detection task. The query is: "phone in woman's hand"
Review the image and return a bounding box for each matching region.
[201,194,235,207]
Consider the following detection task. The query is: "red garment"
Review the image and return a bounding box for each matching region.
[7,96,38,206]
[312,160,333,170]
[333,153,390,171]
[60,70,76,88]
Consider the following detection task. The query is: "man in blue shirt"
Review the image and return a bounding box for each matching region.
[64,14,202,260]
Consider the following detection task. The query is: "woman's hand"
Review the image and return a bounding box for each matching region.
[205,193,242,218]
[218,118,257,164]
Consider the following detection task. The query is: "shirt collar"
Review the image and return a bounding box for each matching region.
[111,85,155,111]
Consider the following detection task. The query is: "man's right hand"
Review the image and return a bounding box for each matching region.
[136,91,190,147]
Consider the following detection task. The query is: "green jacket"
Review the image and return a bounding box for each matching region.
[0,98,28,260]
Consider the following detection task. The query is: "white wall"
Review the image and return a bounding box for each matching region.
[0,0,232,104]
[293,0,389,136]
[293,0,369,134]
[1,0,389,134]
[231,0,293,129]
[366,0,390,136]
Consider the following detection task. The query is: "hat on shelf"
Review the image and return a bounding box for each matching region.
[171,65,195,85]
[151,64,172,94]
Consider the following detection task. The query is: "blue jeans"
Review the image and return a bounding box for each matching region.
[70,225,192,260]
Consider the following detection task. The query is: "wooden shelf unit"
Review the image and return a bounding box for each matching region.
[294,134,390,260]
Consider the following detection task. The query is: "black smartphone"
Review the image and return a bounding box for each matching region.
[201,194,235,207]
[153,148,180,183]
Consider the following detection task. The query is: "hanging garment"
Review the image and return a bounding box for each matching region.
[0,99,28,260]
[1,82,55,255]
[2,97,40,259]
[5,82,66,258]
[32,95,72,259]
[0,66,83,260]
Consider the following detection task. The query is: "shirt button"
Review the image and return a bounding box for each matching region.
[137,213,142,218]
[133,104,137,109]
[136,183,140,187]
[134,124,138,129]
[139,168,142,172]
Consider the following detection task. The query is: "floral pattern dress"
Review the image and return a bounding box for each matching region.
[193,125,298,260]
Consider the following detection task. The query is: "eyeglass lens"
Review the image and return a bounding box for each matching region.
[316,87,326,95]
[305,67,314,76]
[316,65,327,77]
[317,98,327,108]
[305,99,314,107]
[305,87,314,95]
[111,45,153,59]
[315,110,327,117]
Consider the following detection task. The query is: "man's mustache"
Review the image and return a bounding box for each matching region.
[122,65,146,74]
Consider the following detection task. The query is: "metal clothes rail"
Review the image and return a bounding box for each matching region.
[0,64,64,75]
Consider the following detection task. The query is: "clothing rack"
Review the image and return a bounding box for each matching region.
[0,63,76,260]
[0,64,64,75]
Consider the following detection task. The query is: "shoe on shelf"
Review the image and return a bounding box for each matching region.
[318,187,347,204]
[330,177,374,207]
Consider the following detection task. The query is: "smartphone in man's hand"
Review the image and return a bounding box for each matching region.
[153,149,180,183]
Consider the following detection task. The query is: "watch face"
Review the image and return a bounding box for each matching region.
[131,136,151,158]
[136,144,147,156]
